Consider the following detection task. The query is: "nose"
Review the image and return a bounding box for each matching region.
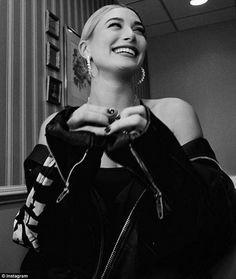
[122,27,136,42]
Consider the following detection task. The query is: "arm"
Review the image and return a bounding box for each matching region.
[106,99,236,256]
[12,105,110,249]
[136,100,235,225]
[153,98,203,146]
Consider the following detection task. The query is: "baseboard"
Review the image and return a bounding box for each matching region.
[0,185,27,205]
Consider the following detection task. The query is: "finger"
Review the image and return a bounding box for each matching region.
[82,110,109,126]
[83,108,120,125]
[71,125,107,136]
[120,105,147,119]
[68,111,109,130]
[68,104,119,129]
[84,103,119,118]
[105,114,147,135]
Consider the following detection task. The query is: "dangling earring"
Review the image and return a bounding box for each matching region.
[137,67,145,85]
[86,55,93,78]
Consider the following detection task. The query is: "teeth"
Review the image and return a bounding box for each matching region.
[113,47,136,56]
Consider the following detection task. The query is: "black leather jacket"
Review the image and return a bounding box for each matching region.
[14,106,236,279]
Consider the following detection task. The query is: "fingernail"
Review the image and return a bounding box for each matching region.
[107,108,116,114]
[104,126,111,133]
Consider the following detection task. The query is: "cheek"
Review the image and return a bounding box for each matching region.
[140,39,147,53]
[90,43,105,61]
[91,37,111,57]
[139,42,147,61]
[90,42,110,67]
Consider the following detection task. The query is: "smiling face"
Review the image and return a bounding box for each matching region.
[81,7,147,78]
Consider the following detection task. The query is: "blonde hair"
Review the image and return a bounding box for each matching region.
[80,4,143,42]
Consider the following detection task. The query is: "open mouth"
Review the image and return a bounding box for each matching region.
[112,46,138,57]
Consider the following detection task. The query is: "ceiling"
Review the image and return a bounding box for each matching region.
[118,0,236,37]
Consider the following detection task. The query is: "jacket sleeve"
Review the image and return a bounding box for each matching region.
[13,107,106,250]
[106,107,236,256]
[45,106,106,186]
[12,144,65,250]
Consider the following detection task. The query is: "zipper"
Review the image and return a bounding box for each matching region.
[56,149,89,203]
[100,190,146,279]
[47,136,163,278]
[100,143,164,278]
[56,185,70,203]
[47,141,105,278]
[46,141,89,203]
[129,144,164,220]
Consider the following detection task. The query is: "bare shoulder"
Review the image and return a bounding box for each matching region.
[38,112,58,146]
[142,98,203,145]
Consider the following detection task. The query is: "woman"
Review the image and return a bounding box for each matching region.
[13,4,236,279]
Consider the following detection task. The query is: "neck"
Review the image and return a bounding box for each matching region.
[88,74,138,111]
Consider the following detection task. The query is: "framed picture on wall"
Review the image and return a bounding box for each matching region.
[46,76,62,105]
[46,10,60,39]
[64,25,90,106]
[46,42,60,71]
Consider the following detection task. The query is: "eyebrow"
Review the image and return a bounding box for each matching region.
[105,17,144,27]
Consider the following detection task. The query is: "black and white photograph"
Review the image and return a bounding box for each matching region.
[1,1,236,278]
[46,42,60,71]
[45,9,60,39]
[46,75,62,105]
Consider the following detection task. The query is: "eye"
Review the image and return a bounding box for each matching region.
[108,22,122,29]
[134,26,145,36]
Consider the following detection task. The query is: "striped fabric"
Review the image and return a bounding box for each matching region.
[12,154,58,250]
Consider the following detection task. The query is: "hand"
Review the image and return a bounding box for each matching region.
[67,104,119,136]
[104,105,147,137]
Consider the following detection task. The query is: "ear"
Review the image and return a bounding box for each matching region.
[79,40,91,59]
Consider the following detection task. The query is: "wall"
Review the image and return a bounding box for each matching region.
[0,0,114,273]
[0,0,114,188]
[147,20,236,175]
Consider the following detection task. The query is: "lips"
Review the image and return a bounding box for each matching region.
[112,46,138,57]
